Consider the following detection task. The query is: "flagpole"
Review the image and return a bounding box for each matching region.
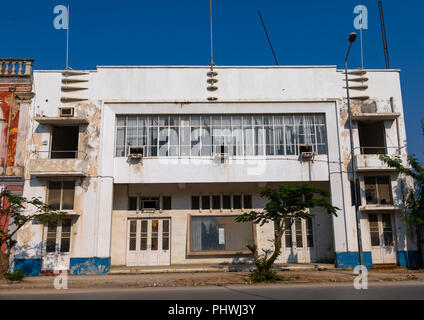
[359,4,364,69]
[209,0,214,71]
[66,5,70,70]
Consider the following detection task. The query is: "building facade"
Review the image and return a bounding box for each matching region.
[0,59,34,254]
[11,65,421,275]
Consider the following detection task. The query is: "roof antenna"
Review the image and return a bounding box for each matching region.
[258,10,279,65]
[378,1,390,69]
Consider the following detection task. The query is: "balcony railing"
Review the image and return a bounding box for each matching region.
[354,147,404,172]
[358,146,400,155]
[31,150,88,160]
[0,59,34,76]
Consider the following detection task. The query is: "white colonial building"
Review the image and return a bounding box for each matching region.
[11,65,421,275]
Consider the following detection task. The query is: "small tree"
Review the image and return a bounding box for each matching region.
[0,190,65,278]
[378,119,424,267]
[378,119,424,226]
[236,184,339,281]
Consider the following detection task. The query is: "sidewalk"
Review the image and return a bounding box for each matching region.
[109,263,335,274]
[0,265,423,292]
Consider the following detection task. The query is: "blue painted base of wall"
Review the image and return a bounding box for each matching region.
[13,259,42,276]
[69,257,110,275]
[335,252,373,269]
[398,251,422,269]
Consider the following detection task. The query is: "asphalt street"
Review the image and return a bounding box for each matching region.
[1,282,424,300]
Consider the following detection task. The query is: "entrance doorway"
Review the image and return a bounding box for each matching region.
[127,218,171,266]
[277,217,316,263]
[368,213,397,264]
[42,217,73,271]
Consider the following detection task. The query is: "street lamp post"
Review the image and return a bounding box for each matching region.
[344,32,364,267]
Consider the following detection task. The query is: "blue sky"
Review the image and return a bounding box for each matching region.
[2,0,423,159]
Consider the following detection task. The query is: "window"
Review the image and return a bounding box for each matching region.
[365,176,393,205]
[115,114,328,157]
[306,217,314,248]
[163,196,172,210]
[139,197,159,210]
[48,181,75,210]
[295,218,303,248]
[243,195,252,209]
[163,219,170,250]
[45,218,72,254]
[233,195,242,209]
[284,218,292,248]
[191,196,200,210]
[369,214,380,246]
[201,196,210,210]
[128,197,137,210]
[51,126,79,159]
[212,195,220,209]
[358,121,387,154]
[191,194,253,211]
[140,220,148,250]
[222,195,231,209]
[128,196,171,211]
[129,220,137,251]
[190,216,254,253]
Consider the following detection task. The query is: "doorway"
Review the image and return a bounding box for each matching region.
[278,217,316,263]
[42,217,73,271]
[368,213,397,264]
[127,218,171,266]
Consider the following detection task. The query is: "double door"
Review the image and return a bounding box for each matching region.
[42,218,72,271]
[278,217,315,263]
[127,218,171,266]
[368,213,397,264]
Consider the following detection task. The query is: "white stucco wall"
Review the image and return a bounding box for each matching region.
[14,65,416,270]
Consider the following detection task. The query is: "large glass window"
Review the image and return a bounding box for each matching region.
[365,176,393,205]
[190,216,254,253]
[45,218,72,254]
[47,181,75,210]
[116,114,327,157]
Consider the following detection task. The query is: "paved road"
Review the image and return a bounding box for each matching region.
[1,282,424,300]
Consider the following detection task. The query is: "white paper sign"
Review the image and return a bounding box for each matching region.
[218,228,225,245]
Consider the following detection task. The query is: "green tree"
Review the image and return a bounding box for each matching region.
[236,184,339,281]
[0,190,65,278]
[379,119,424,226]
[378,119,424,268]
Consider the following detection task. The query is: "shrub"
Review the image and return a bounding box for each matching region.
[247,270,285,283]
[6,269,26,281]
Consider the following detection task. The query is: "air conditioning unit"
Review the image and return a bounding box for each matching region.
[59,107,74,117]
[299,144,314,160]
[128,146,144,159]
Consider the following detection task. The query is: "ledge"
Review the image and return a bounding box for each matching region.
[352,112,401,121]
[360,205,401,212]
[34,117,89,125]
[29,158,88,177]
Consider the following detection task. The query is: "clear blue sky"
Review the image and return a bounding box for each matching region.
[2,0,423,159]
